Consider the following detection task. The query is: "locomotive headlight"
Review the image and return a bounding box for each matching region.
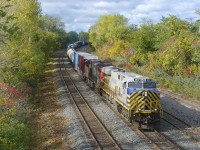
[145,92,148,97]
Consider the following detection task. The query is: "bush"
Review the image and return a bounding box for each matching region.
[0,119,29,150]
[130,66,200,100]
[0,83,31,150]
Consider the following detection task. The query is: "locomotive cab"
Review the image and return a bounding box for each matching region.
[108,71,162,128]
[126,78,162,127]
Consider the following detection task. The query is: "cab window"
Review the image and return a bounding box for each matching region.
[143,82,156,88]
[128,82,142,88]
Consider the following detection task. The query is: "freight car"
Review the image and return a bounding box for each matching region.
[77,52,98,78]
[67,50,162,129]
[67,48,75,63]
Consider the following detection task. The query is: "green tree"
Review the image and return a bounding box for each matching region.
[38,15,64,32]
[89,14,130,63]
[129,19,157,64]
[79,31,89,41]
[0,0,66,85]
[38,14,68,49]
[0,0,18,44]
[0,0,69,149]
[67,31,79,43]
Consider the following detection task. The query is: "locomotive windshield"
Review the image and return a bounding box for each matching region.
[128,82,142,88]
[128,82,156,88]
[143,82,156,88]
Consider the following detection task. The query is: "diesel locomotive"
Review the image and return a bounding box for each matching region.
[66,47,162,128]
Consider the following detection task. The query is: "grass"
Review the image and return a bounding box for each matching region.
[131,66,200,100]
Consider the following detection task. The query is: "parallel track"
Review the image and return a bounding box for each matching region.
[101,97,181,150]
[163,111,200,143]
[139,129,180,150]
[93,86,181,149]
[59,56,121,150]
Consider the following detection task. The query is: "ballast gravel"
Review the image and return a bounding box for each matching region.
[56,65,92,149]
[161,94,200,130]
[159,119,200,149]
[160,94,200,149]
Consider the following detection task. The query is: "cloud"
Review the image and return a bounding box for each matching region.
[38,0,200,32]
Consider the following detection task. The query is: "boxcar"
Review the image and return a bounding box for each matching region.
[77,53,98,78]
[74,51,86,70]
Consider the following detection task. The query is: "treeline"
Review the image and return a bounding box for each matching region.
[0,0,77,149]
[89,13,200,100]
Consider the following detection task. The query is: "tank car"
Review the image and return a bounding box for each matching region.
[67,49,75,63]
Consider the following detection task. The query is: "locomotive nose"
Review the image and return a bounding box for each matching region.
[137,90,160,112]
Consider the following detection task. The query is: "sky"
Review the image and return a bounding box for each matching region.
[38,0,200,32]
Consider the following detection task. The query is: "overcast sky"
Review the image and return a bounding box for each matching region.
[38,0,200,32]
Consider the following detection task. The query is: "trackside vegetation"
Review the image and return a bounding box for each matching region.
[89,14,200,100]
[0,0,76,149]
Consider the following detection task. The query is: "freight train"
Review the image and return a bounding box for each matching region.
[66,47,162,129]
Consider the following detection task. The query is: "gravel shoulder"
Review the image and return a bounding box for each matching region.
[160,90,200,130]
[160,89,200,149]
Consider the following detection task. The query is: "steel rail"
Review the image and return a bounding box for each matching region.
[59,56,121,150]
[163,111,200,143]
[90,84,180,150]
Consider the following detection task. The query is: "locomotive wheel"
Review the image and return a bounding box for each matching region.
[99,89,103,96]
[92,82,95,90]
[138,121,142,129]
[128,117,132,123]
[121,108,128,118]
[83,76,86,81]
[117,105,122,113]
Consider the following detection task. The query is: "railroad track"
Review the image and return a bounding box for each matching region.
[98,90,181,149]
[140,129,180,150]
[58,56,121,150]
[163,111,200,143]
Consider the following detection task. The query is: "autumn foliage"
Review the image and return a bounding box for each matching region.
[0,82,31,149]
[89,14,200,100]
[0,0,67,149]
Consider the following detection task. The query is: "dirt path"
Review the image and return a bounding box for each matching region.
[28,51,67,149]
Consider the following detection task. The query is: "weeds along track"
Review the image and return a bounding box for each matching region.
[162,111,200,143]
[58,56,121,150]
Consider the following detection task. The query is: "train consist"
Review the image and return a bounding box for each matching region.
[66,47,162,128]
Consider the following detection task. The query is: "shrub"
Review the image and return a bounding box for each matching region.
[130,66,200,100]
[0,118,29,150]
